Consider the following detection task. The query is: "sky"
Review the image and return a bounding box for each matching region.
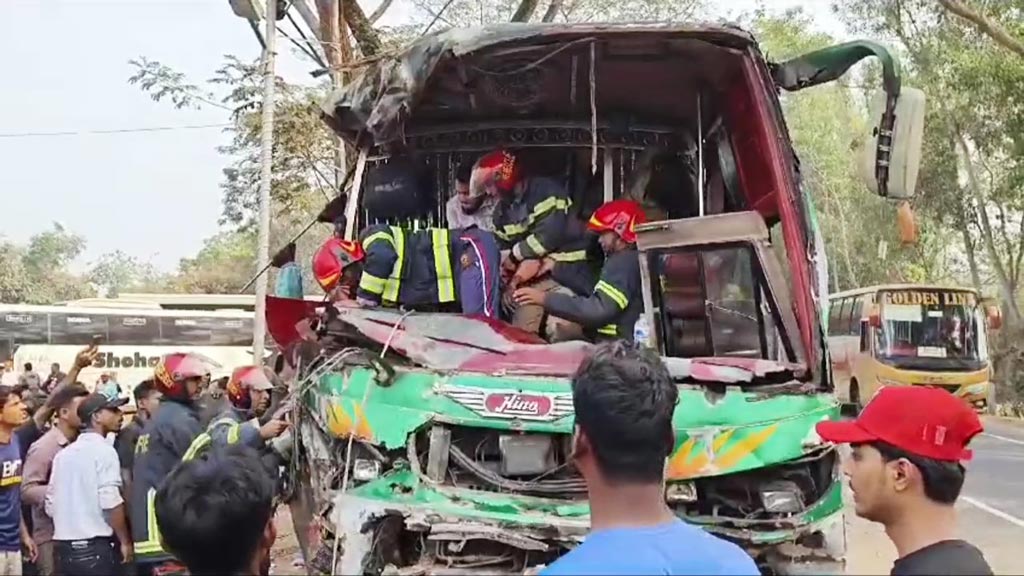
[0,0,847,274]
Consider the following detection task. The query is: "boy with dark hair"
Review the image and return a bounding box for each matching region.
[46,393,132,575]
[541,341,758,575]
[155,445,276,576]
[21,384,89,576]
[816,386,992,575]
[0,386,38,575]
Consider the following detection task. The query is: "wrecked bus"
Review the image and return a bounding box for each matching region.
[273,23,926,575]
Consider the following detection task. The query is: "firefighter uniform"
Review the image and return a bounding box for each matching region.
[544,248,643,341]
[355,224,500,315]
[491,176,596,296]
[130,399,204,565]
[205,407,265,449]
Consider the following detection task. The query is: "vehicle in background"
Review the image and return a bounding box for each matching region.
[271,22,926,576]
[65,292,323,313]
[0,303,256,400]
[828,284,1001,412]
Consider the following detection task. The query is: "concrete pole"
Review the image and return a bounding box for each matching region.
[253,0,278,361]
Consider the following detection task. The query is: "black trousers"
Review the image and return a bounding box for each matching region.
[54,537,120,576]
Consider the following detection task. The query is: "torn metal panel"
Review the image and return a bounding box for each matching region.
[320,22,757,146]
[325,307,806,384]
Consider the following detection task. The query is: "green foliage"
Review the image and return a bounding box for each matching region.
[0,224,94,304]
[128,56,335,227]
[87,251,165,297]
[173,228,258,294]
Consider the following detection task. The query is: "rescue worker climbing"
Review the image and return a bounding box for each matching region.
[514,199,645,341]
[311,224,501,318]
[130,353,210,575]
[470,149,596,339]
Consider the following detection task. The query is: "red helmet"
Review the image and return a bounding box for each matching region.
[226,365,274,411]
[469,149,520,199]
[312,238,365,292]
[588,199,648,244]
[153,353,210,400]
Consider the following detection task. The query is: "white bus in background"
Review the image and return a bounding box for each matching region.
[0,301,257,397]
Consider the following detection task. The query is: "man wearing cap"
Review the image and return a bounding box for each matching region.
[45,392,133,575]
[815,386,992,575]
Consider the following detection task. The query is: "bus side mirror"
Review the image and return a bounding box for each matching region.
[868,304,882,328]
[986,305,1002,330]
[858,87,926,200]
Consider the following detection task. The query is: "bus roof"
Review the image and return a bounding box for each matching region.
[829,284,980,300]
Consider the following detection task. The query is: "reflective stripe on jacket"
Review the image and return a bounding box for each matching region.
[543,248,642,340]
[356,224,459,307]
[130,400,202,561]
[492,177,596,295]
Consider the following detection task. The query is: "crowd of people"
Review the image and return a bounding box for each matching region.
[0,344,290,576]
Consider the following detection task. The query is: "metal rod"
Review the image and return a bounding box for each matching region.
[697,92,704,217]
[239,220,316,294]
[253,0,278,360]
[239,166,357,294]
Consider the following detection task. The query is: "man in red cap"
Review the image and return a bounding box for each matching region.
[815,386,992,575]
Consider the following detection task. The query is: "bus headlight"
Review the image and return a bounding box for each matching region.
[760,484,805,514]
[963,382,988,396]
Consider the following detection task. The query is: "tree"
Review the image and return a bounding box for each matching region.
[937,0,1024,58]
[129,56,335,229]
[172,229,258,294]
[17,224,94,304]
[87,251,165,297]
[0,241,34,304]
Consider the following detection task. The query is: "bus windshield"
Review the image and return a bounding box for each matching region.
[876,289,983,370]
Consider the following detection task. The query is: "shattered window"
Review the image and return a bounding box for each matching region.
[648,244,788,362]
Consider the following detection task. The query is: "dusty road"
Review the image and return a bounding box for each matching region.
[271,416,1024,575]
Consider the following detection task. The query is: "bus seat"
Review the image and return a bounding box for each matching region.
[658,252,712,357]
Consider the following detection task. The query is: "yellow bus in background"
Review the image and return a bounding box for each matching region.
[827,284,1002,412]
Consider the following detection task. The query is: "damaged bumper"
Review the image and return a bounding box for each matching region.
[330,474,588,575]
[322,470,843,575]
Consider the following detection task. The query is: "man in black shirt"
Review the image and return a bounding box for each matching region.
[114,380,161,499]
[816,386,992,576]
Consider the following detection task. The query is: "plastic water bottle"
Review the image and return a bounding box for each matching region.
[633,316,651,347]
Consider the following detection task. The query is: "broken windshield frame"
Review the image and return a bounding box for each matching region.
[646,243,795,364]
[635,211,809,381]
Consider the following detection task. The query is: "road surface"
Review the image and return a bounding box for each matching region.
[270,416,1024,574]
[847,416,1024,574]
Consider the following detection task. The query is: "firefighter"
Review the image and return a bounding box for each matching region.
[469,149,596,338]
[311,224,501,318]
[514,199,645,341]
[131,353,210,575]
[202,366,288,449]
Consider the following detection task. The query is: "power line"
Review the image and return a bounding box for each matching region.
[0,123,233,139]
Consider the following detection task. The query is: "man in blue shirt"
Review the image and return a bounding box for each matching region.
[541,342,759,576]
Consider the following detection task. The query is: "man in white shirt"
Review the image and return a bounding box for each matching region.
[445,160,496,231]
[46,392,133,575]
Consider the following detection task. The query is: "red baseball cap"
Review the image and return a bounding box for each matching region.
[815,386,983,462]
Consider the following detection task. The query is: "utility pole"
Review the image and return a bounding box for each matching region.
[253,0,278,361]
